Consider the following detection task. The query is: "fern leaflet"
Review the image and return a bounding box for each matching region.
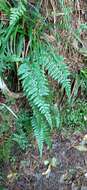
[18,62,52,127]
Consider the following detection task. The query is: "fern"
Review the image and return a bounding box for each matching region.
[0,0,71,157]
[33,45,71,98]
[10,1,26,26]
[0,137,12,161]
[12,132,28,150]
[32,110,51,157]
[59,0,72,31]
[18,62,52,127]
[18,44,70,156]
[42,48,71,98]
[0,0,10,15]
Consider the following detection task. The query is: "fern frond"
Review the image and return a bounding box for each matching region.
[4,54,23,63]
[32,111,51,157]
[0,0,10,15]
[10,2,26,26]
[32,116,44,157]
[12,132,28,150]
[59,0,72,30]
[37,45,71,98]
[18,62,52,127]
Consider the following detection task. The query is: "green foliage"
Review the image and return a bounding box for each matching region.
[10,1,26,26]
[12,133,28,150]
[80,68,87,95]
[41,46,71,98]
[0,0,10,15]
[0,137,12,161]
[18,61,52,127]
[15,110,32,134]
[0,105,29,161]
[62,99,87,132]
[59,0,72,31]
[0,0,71,157]
[18,45,70,156]
[70,70,87,104]
[0,107,12,161]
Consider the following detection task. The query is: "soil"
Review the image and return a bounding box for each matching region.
[1,132,87,190]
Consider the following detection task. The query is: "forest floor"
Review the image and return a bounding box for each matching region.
[1,131,87,190]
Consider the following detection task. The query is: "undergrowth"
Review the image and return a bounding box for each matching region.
[0,0,87,158]
[62,99,87,133]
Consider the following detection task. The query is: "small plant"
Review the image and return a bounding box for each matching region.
[0,105,29,161]
[62,99,87,132]
[0,105,12,161]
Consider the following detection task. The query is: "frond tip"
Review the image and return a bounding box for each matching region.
[32,111,51,157]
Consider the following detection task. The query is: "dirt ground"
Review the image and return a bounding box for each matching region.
[1,132,87,190]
